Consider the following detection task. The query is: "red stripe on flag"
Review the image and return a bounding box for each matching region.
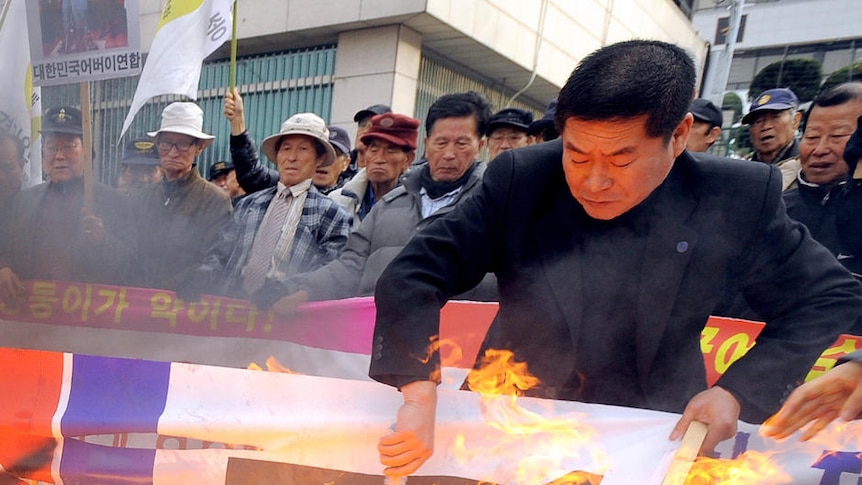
[0,348,64,436]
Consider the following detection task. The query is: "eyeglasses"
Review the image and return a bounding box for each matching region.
[43,141,81,156]
[157,139,198,154]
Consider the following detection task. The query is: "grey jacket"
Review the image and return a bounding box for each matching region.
[290,161,496,300]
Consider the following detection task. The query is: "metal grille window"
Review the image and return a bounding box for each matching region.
[40,45,336,186]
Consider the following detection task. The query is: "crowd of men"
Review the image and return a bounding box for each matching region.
[0,39,861,480]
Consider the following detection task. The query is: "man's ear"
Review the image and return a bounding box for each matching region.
[671,113,694,158]
[792,110,803,131]
[706,126,722,145]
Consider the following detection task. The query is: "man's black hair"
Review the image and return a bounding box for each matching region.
[425,91,493,139]
[555,40,696,141]
[0,132,26,161]
[812,82,862,109]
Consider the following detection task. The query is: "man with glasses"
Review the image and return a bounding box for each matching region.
[0,107,136,305]
[132,102,232,291]
[486,107,533,160]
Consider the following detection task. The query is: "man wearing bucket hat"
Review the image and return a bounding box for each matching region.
[743,88,803,190]
[116,137,163,195]
[179,112,352,301]
[0,107,136,305]
[131,102,232,291]
[265,94,498,314]
[328,113,419,228]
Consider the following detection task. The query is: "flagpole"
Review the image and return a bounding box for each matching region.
[229,0,238,91]
[80,82,94,214]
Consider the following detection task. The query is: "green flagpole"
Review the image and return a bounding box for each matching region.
[229,0,238,91]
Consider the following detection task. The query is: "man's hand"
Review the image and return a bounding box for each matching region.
[670,386,740,453]
[81,214,105,243]
[0,267,25,307]
[379,380,436,480]
[223,87,247,135]
[272,290,308,317]
[761,361,862,441]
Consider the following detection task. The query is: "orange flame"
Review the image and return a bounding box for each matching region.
[684,451,793,485]
[247,356,294,374]
[453,349,608,484]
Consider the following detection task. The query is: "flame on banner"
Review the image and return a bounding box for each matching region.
[454,349,608,484]
[247,356,294,374]
[684,450,792,485]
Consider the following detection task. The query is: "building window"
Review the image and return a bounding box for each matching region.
[715,15,747,45]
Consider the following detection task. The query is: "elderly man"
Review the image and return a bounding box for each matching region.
[313,125,352,195]
[743,88,802,190]
[208,160,246,204]
[329,113,419,227]
[132,102,232,291]
[370,41,862,480]
[687,98,723,153]
[181,113,351,300]
[116,137,163,195]
[266,93,496,312]
[0,107,135,304]
[486,108,533,160]
[783,83,862,263]
[528,98,559,144]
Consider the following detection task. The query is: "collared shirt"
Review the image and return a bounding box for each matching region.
[419,186,463,219]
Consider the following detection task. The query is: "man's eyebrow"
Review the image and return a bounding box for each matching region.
[565,140,637,157]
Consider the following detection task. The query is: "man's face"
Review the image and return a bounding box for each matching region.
[364,139,414,185]
[42,133,85,184]
[799,101,862,186]
[748,109,801,163]
[686,121,720,153]
[224,170,244,198]
[117,164,162,194]
[487,126,530,160]
[425,116,483,183]
[314,152,350,189]
[276,134,323,187]
[0,137,24,200]
[355,116,373,168]
[157,133,202,180]
[561,114,690,220]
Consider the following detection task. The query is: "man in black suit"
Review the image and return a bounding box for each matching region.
[371,40,862,479]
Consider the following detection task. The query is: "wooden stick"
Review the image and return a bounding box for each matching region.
[79,82,94,215]
[229,0,238,91]
[661,421,708,485]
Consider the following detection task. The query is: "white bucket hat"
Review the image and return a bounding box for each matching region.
[261,113,336,167]
[147,102,214,148]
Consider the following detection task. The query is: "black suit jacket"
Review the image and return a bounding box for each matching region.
[370,139,862,423]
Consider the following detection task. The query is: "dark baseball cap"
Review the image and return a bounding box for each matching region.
[328,125,352,155]
[742,88,799,124]
[208,161,234,181]
[121,138,161,166]
[42,106,83,136]
[487,108,534,136]
[690,98,723,128]
[360,113,421,150]
[353,104,391,123]
[528,98,558,136]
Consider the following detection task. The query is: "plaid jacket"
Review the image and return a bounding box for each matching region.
[202,184,352,297]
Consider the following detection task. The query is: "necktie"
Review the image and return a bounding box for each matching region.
[243,192,291,295]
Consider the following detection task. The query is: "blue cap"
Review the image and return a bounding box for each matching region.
[742,88,799,124]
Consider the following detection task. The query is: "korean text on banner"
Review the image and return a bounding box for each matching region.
[120,0,233,138]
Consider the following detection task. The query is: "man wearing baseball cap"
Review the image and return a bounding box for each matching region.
[486,108,533,160]
[312,125,352,196]
[351,103,392,175]
[0,106,136,305]
[117,137,163,195]
[179,112,351,301]
[132,102,232,291]
[329,113,419,227]
[208,161,246,203]
[687,98,723,153]
[528,98,559,144]
[743,88,802,190]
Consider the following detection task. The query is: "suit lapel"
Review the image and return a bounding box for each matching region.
[634,162,698,390]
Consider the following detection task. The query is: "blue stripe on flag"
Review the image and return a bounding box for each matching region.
[61,355,170,436]
[60,438,155,485]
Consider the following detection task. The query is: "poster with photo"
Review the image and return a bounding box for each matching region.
[26,0,141,86]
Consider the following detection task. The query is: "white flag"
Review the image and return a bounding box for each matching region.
[0,0,42,187]
[120,0,233,138]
